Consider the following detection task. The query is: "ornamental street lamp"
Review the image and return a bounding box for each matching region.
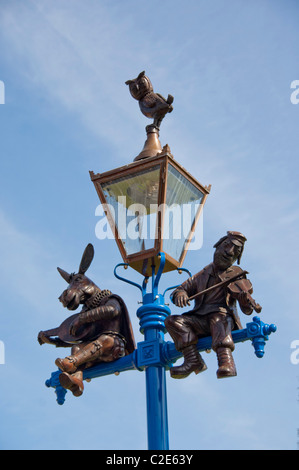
[90,138,210,277]
[45,72,277,451]
[88,104,210,448]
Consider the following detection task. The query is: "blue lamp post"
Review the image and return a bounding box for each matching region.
[45,111,277,450]
[46,72,276,450]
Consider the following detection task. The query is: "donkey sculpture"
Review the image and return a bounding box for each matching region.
[38,243,135,397]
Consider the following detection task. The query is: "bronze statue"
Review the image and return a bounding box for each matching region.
[38,244,135,397]
[165,231,262,380]
[125,71,173,129]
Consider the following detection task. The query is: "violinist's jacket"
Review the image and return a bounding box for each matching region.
[171,263,254,330]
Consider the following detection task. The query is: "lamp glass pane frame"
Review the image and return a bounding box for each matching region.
[90,152,210,275]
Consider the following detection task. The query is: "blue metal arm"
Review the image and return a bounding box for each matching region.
[162,267,192,299]
[46,351,140,405]
[113,263,147,297]
[46,315,276,405]
[162,316,277,365]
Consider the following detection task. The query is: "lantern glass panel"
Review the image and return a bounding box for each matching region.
[162,164,204,261]
[101,165,161,256]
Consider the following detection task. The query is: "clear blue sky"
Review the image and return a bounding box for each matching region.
[0,0,298,450]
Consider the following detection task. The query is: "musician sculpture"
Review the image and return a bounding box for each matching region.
[165,231,262,380]
[38,243,135,397]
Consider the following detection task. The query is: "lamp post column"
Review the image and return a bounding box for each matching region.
[136,257,171,450]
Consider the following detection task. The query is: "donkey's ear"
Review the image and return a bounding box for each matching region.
[79,243,94,274]
[57,267,72,283]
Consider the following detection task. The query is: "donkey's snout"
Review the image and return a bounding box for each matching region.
[59,290,70,308]
[58,293,66,307]
[59,288,81,311]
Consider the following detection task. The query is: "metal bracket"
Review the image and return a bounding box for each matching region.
[45,315,276,404]
[246,316,277,358]
[137,338,164,368]
[162,267,192,299]
[162,315,277,365]
[113,263,147,298]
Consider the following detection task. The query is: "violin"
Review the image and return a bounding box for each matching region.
[227,277,262,314]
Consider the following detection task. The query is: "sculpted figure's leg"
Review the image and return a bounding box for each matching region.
[169,344,207,379]
[209,314,237,379]
[59,370,84,397]
[55,334,123,372]
[55,335,126,396]
[165,315,207,379]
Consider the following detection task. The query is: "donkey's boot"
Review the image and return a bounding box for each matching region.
[55,356,78,374]
[170,345,207,379]
[59,371,84,397]
[55,341,101,373]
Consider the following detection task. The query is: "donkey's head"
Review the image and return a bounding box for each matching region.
[58,244,100,311]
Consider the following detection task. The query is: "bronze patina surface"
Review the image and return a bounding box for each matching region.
[165,231,262,380]
[38,244,135,397]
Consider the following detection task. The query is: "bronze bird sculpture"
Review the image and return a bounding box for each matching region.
[125,71,174,129]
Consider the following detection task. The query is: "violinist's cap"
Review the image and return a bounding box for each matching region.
[214,231,247,250]
[227,231,247,247]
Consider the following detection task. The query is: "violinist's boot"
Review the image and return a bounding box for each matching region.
[170,345,207,379]
[216,347,237,378]
[59,370,84,397]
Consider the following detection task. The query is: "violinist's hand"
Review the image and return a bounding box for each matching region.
[237,291,253,314]
[174,291,190,308]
